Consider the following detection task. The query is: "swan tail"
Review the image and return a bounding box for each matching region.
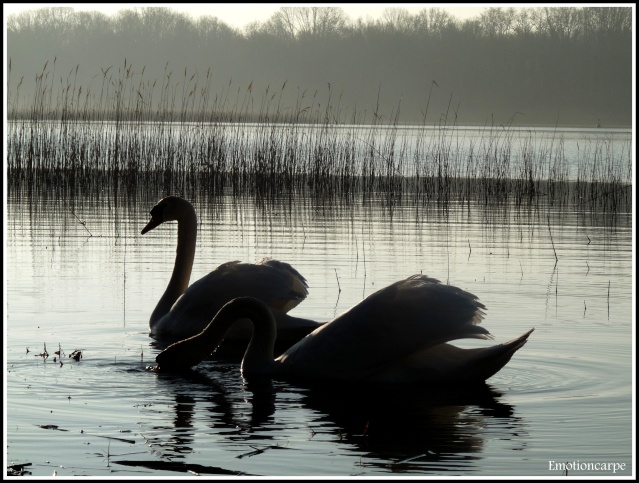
[378,328,534,384]
[454,328,534,382]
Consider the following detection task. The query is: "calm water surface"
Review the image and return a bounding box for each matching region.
[5,188,634,477]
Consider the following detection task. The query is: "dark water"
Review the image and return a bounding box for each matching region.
[5,180,633,477]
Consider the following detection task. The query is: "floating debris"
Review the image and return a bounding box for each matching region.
[7,462,32,476]
[38,424,68,431]
[36,342,49,360]
[69,349,83,361]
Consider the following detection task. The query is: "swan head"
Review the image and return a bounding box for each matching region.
[141,196,195,234]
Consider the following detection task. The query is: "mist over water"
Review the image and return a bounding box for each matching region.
[7,6,633,126]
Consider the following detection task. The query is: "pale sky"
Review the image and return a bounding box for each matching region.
[4,3,494,28]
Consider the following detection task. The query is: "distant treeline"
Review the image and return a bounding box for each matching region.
[6,6,633,127]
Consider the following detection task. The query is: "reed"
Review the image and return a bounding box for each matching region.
[7,59,632,219]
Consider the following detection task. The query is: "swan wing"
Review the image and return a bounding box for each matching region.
[254,258,309,312]
[279,275,492,380]
[153,260,308,340]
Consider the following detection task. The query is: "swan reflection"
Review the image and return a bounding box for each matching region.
[142,365,527,474]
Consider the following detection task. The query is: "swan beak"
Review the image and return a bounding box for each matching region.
[141,217,162,234]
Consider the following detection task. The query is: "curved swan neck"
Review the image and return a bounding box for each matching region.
[150,201,198,324]
[155,297,278,373]
[241,312,279,376]
[226,298,279,376]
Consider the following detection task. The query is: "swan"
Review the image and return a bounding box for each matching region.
[156,275,534,384]
[141,196,321,347]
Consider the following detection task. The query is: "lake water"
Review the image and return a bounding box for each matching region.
[4,122,635,477]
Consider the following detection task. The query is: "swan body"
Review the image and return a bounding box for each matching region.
[141,196,320,345]
[157,275,534,384]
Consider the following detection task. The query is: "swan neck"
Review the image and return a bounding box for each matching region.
[173,212,197,291]
[150,207,197,324]
[205,299,279,376]
[242,319,279,377]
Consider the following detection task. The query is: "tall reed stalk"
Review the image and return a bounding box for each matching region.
[6,59,632,220]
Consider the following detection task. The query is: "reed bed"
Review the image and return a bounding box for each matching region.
[7,60,632,218]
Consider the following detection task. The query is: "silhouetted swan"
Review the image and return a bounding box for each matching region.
[156,275,534,384]
[141,196,320,346]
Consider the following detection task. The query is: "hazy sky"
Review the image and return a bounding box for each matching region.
[4,3,494,28]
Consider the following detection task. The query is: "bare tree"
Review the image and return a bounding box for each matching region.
[513,9,534,36]
[381,7,413,31]
[479,7,517,37]
[425,8,456,38]
[543,7,580,40]
[263,7,348,40]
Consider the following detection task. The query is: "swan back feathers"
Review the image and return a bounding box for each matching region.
[278,274,492,380]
